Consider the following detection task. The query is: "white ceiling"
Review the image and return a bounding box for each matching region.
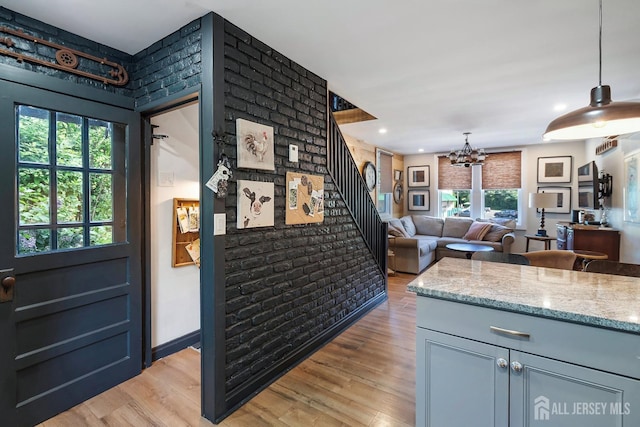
[4,0,640,154]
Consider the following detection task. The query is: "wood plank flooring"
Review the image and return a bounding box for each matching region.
[40,273,417,427]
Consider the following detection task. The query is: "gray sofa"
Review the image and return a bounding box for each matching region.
[387,215,516,274]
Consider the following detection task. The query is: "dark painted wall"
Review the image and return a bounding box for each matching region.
[222,21,385,398]
[0,6,386,416]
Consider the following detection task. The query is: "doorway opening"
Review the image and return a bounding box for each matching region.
[148,101,202,360]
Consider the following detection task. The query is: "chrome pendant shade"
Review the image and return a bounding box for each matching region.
[449,132,486,167]
[543,0,640,141]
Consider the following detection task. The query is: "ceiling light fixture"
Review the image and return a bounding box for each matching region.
[449,132,486,167]
[543,0,640,141]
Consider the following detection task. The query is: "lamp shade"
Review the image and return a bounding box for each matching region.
[529,192,557,209]
[543,86,640,141]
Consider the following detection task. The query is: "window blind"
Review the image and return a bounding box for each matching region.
[379,151,393,193]
[481,151,522,189]
[438,156,472,189]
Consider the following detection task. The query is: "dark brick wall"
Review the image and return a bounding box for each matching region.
[0,7,133,97]
[131,19,202,108]
[223,21,385,395]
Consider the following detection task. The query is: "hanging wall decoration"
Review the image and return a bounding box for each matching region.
[0,26,128,86]
[285,172,324,225]
[236,119,275,170]
[237,180,274,229]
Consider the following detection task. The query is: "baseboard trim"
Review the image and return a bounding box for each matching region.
[151,330,201,362]
[217,290,388,422]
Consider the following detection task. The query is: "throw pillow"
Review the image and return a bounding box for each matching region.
[387,218,410,238]
[463,221,493,241]
[483,224,513,242]
[400,216,417,237]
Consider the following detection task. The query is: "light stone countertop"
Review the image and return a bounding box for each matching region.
[407,257,640,334]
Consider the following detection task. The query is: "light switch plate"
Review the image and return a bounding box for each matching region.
[214,213,226,235]
[289,144,298,163]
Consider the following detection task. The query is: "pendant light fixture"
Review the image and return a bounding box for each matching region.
[448,132,487,167]
[543,0,640,141]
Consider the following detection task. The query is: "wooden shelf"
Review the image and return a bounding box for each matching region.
[172,198,200,267]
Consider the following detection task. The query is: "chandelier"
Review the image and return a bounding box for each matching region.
[449,132,487,167]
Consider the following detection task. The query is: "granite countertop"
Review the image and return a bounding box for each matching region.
[407,257,640,334]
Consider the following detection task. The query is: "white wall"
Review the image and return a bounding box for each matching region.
[150,103,200,347]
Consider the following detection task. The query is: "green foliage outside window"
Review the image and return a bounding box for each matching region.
[16,105,119,254]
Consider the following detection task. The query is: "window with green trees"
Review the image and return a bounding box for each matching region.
[16,105,126,255]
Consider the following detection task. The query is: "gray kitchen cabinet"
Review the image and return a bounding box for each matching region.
[416,298,640,427]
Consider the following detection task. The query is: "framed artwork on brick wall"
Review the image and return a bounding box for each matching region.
[237,180,274,229]
[236,118,275,171]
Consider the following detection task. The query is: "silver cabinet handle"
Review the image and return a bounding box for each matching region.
[496,358,508,369]
[490,326,530,339]
[511,361,523,373]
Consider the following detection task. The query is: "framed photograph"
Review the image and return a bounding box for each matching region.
[408,189,430,211]
[394,169,403,181]
[236,118,275,170]
[537,186,571,214]
[624,151,640,223]
[537,156,572,183]
[408,165,430,187]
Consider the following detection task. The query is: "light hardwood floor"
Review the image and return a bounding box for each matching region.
[40,273,417,427]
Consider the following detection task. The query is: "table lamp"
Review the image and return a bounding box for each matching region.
[529,192,557,237]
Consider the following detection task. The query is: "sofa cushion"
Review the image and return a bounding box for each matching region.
[463,221,493,241]
[412,215,444,237]
[442,217,473,238]
[400,216,417,237]
[483,224,513,242]
[415,236,438,256]
[387,218,410,238]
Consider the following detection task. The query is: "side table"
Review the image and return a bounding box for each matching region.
[524,234,557,251]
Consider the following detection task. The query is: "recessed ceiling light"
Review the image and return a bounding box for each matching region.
[418,148,424,153]
[553,103,567,112]
[378,128,387,134]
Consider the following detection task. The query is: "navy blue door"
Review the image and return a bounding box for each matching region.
[0,80,142,426]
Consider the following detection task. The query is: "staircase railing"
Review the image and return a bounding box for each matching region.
[327,112,388,276]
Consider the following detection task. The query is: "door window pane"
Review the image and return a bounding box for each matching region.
[18,168,50,225]
[90,226,113,246]
[57,171,84,223]
[89,120,113,169]
[16,105,124,255]
[90,173,113,222]
[56,113,83,167]
[18,106,50,164]
[18,229,51,254]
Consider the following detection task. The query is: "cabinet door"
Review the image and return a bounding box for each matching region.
[417,328,509,427]
[510,351,640,427]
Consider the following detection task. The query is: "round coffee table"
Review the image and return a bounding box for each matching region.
[446,243,494,259]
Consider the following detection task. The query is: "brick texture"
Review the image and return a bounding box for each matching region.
[223,21,385,395]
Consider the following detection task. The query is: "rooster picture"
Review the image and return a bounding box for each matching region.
[236,119,274,170]
[244,131,269,162]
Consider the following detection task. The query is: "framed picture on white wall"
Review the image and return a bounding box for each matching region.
[408,189,430,211]
[408,165,430,187]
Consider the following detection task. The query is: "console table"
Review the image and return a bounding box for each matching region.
[556,223,620,261]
